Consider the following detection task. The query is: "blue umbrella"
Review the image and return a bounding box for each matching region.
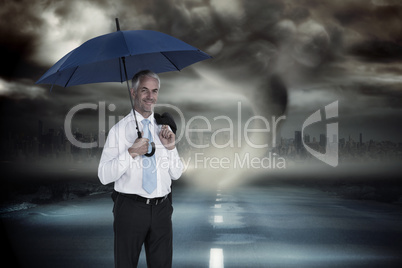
[36,20,211,88]
[36,19,211,156]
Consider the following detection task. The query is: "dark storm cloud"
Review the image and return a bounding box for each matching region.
[353,78,402,109]
[1,0,402,143]
[349,40,402,62]
[0,0,394,82]
[333,1,402,40]
[2,0,402,80]
[0,0,44,80]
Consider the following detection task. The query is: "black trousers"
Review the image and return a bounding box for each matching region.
[113,193,173,268]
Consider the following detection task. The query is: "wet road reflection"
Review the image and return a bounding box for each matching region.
[2,185,402,267]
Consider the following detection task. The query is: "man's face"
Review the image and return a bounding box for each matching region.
[132,76,159,117]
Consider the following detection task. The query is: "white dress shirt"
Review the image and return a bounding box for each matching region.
[98,110,183,198]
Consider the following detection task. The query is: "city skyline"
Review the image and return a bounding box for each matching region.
[2,121,400,159]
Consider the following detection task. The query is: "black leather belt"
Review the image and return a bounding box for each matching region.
[117,191,168,205]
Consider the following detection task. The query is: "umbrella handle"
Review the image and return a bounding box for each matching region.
[138,131,156,157]
[145,142,156,157]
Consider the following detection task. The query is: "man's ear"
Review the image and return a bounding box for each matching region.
[130,88,135,98]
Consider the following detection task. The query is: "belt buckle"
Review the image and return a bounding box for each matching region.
[146,198,151,205]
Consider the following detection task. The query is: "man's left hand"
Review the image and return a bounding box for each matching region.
[159,125,175,150]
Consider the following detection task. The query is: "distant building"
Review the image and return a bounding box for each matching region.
[339,138,345,148]
[332,134,338,143]
[294,131,302,154]
[304,134,310,143]
[319,134,326,148]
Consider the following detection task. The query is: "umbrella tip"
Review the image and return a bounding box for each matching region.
[115,18,120,31]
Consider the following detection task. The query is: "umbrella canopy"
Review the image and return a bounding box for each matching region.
[36,29,211,88]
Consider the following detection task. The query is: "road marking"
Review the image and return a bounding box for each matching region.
[209,248,224,268]
[214,204,221,208]
[216,198,222,202]
[214,215,223,223]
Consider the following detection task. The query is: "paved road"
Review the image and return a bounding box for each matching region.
[2,185,402,267]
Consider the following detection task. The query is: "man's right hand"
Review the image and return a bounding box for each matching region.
[128,132,149,158]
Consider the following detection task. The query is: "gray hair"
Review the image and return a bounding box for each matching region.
[131,70,160,92]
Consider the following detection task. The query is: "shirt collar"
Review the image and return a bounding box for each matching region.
[131,110,155,126]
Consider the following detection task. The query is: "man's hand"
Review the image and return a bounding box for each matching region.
[159,125,175,150]
[128,132,149,158]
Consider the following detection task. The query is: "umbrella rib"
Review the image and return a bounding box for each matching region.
[160,52,180,71]
[50,71,60,92]
[64,66,79,87]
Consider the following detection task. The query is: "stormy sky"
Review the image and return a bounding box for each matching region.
[1,0,402,159]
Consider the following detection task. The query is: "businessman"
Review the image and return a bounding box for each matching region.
[98,70,183,267]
